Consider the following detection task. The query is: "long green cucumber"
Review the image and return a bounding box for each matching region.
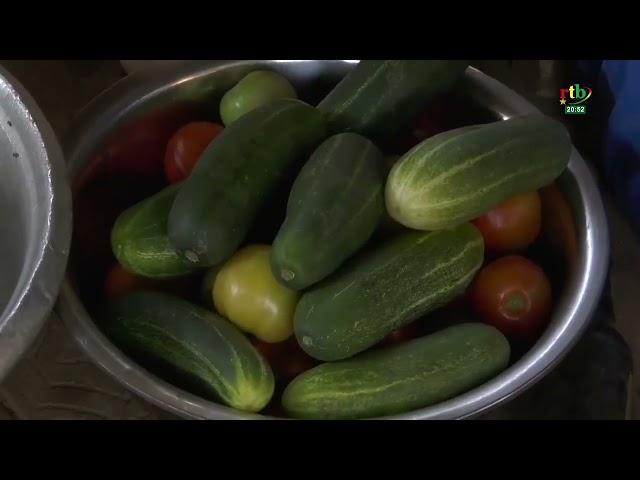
[294,223,485,361]
[97,291,275,413]
[282,323,511,420]
[385,115,573,231]
[168,98,329,267]
[318,60,469,147]
[111,184,200,278]
[375,126,485,239]
[271,132,386,290]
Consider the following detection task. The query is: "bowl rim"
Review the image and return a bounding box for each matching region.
[56,60,610,420]
[0,65,72,382]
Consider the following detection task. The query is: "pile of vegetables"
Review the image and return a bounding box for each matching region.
[71,60,576,420]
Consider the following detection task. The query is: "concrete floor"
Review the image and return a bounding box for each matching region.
[0,60,636,419]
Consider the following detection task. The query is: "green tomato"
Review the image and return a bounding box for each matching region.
[220,70,298,126]
[213,244,301,343]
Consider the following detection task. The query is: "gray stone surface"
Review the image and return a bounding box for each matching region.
[0,313,173,420]
[0,60,635,420]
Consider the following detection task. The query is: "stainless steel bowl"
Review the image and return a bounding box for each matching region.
[0,65,72,381]
[56,60,610,420]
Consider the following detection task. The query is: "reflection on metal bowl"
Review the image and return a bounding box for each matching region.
[0,65,71,382]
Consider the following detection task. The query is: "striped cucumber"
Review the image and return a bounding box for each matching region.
[168,98,329,267]
[318,60,469,147]
[293,223,485,361]
[385,115,573,231]
[271,132,386,290]
[97,291,275,413]
[282,323,511,420]
[111,184,200,279]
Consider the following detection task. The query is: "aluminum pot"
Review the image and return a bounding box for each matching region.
[56,60,609,420]
[0,65,72,382]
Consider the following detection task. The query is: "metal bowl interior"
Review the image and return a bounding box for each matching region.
[0,65,72,381]
[57,60,609,420]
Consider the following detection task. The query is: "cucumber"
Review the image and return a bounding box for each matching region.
[97,291,275,413]
[111,184,200,279]
[318,60,469,147]
[294,223,485,361]
[271,132,386,290]
[168,98,329,267]
[282,323,510,420]
[385,115,573,231]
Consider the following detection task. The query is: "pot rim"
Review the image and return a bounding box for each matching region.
[0,65,72,382]
[56,60,610,420]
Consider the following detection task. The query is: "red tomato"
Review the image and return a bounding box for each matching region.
[470,255,552,342]
[414,109,446,141]
[380,321,422,347]
[472,191,542,254]
[73,104,198,191]
[252,337,282,364]
[104,264,157,298]
[252,337,318,382]
[103,263,198,301]
[539,184,578,272]
[412,95,469,142]
[71,174,163,303]
[105,104,196,177]
[164,122,224,184]
[279,339,319,381]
